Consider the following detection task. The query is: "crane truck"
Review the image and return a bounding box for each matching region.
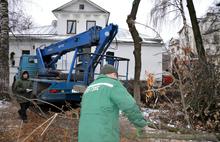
[13,23,129,104]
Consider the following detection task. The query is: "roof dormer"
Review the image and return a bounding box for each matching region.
[79,4,84,10]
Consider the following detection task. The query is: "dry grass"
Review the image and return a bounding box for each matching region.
[0,100,209,142]
[0,101,78,142]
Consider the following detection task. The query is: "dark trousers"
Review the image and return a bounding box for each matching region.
[18,102,30,120]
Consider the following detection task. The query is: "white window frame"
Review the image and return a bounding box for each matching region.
[86,20,96,30]
[67,20,77,34]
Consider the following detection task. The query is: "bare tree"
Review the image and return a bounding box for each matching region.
[127,0,142,104]
[8,0,33,32]
[151,0,191,48]
[0,0,10,99]
[150,0,220,130]
[151,0,207,63]
[186,0,207,64]
[150,0,192,127]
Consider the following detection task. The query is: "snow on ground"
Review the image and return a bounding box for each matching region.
[141,107,160,118]
[120,107,161,125]
[0,100,10,109]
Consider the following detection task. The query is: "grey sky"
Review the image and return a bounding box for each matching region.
[24,0,215,41]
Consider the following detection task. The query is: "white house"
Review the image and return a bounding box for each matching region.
[175,10,220,58]
[9,0,163,85]
[198,11,220,56]
[52,0,110,35]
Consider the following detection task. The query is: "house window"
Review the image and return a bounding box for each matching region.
[67,20,76,34]
[86,21,96,30]
[106,51,115,65]
[22,50,30,55]
[78,48,91,62]
[79,4,84,10]
[10,52,15,66]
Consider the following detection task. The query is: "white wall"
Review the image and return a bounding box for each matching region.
[56,13,108,35]
[109,42,162,80]
[9,38,162,86]
[63,42,162,81]
[54,1,109,35]
[65,0,102,12]
[9,0,162,87]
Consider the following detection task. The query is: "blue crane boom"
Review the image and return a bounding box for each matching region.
[13,23,130,103]
[37,24,117,74]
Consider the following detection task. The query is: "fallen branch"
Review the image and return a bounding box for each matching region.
[41,113,58,136]
[16,120,23,142]
[139,131,220,142]
[21,113,56,142]
[15,95,65,114]
[148,122,195,134]
[31,98,65,113]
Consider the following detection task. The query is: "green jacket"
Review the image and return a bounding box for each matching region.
[14,79,32,103]
[78,75,148,142]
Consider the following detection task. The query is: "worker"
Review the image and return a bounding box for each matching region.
[14,71,33,123]
[78,64,151,142]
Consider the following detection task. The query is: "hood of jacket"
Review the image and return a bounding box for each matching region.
[20,71,29,80]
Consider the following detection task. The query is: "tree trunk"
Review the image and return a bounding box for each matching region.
[180,0,190,49]
[0,0,10,100]
[186,0,207,64]
[126,0,142,104]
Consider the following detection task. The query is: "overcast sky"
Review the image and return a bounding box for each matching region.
[23,0,216,41]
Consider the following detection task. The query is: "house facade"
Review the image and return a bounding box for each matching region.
[174,10,220,59]
[52,0,110,35]
[198,11,220,56]
[9,0,163,85]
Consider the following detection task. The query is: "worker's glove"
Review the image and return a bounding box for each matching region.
[26,88,32,93]
[137,120,156,136]
[145,120,152,125]
[136,127,145,137]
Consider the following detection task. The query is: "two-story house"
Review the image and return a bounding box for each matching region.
[176,10,220,59]
[199,11,220,55]
[9,0,163,85]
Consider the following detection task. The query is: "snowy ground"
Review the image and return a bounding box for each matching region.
[0,100,10,109]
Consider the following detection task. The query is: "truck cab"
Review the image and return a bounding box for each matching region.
[15,55,38,80]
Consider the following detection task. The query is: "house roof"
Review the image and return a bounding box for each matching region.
[116,28,162,44]
[13,25,57,35]
[52,0,109,14]
[10,25,163,45]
